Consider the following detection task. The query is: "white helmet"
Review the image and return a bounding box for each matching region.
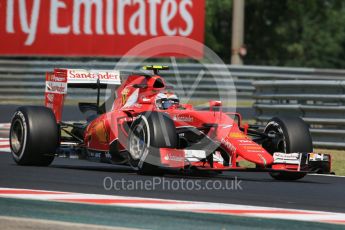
[155,93,180,110]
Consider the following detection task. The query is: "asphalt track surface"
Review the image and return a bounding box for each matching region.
[0,152,344,213]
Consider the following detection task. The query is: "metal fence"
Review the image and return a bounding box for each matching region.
[0,59,248,101]
[254,80,345,149]
[2,58,345,102]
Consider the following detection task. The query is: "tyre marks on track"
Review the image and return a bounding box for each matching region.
[0,187,344,226]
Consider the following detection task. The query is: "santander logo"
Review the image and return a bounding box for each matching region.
[66,69,121,85]
[68,69,120,80]
[68,70,120,80]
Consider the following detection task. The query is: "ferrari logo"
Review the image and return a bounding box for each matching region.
[121,88,130,105]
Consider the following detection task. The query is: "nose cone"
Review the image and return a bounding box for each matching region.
[227,133,274,167]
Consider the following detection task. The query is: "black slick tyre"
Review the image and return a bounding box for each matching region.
[263,116,312,181]
[10,106,58,166]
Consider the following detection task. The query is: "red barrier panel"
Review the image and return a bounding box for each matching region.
[0,0,205,58]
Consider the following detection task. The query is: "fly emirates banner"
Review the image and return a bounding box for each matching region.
[0,0,205,57]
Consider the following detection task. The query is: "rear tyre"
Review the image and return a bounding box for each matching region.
[10,106,58,166]
[263,116,312,181]
[128,112,177,175]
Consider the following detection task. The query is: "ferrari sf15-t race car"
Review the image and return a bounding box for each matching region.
[9,66,331,180]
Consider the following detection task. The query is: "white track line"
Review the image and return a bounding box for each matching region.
[0,216,139,230]
[0,148,10,152]
[0,187,344,225]
[0,138,10,152]
[309,174,345,178]
[0,123,10,129]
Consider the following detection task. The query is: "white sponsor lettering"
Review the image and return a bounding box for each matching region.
[20,0,40,45]
[221,138,236,153]
[273,152,301,165]
[148,0,160,35]
[185,150,206,161]
[164,153,184,162]
[129,0,147,35]
[6,0,14,33]
[179,0,193,36]
[50,0,70,34]
[4,0,196,46]
[52,76,67,82]
[238,140,252,143]
[73,0,104,35]
[6,0,41,45]
[46,81,67,94]
[161,0,178,35]
[67,69,121,85]
[172,115,193,122]
[106,0,115,35]
[117,0,131,35]
[247,150,265,153]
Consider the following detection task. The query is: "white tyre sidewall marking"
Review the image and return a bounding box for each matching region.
[128,115,151,169]
[11,111,28,161]
[264,121,287,153]
[137,115,150,169]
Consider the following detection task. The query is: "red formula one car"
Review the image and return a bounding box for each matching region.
[9,66,331,180]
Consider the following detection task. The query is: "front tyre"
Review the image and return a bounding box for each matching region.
[263,116,312,181]
[128,112,177,175]
[10,106,58,166]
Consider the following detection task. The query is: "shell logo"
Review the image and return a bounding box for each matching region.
[228,132,246,139]
[92,122,109,144]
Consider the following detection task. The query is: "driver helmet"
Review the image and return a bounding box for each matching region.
[155,92,180,110]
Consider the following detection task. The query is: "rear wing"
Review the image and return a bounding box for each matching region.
[45,68,121,122]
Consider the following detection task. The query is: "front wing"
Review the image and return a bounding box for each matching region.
[159,149,332,174]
